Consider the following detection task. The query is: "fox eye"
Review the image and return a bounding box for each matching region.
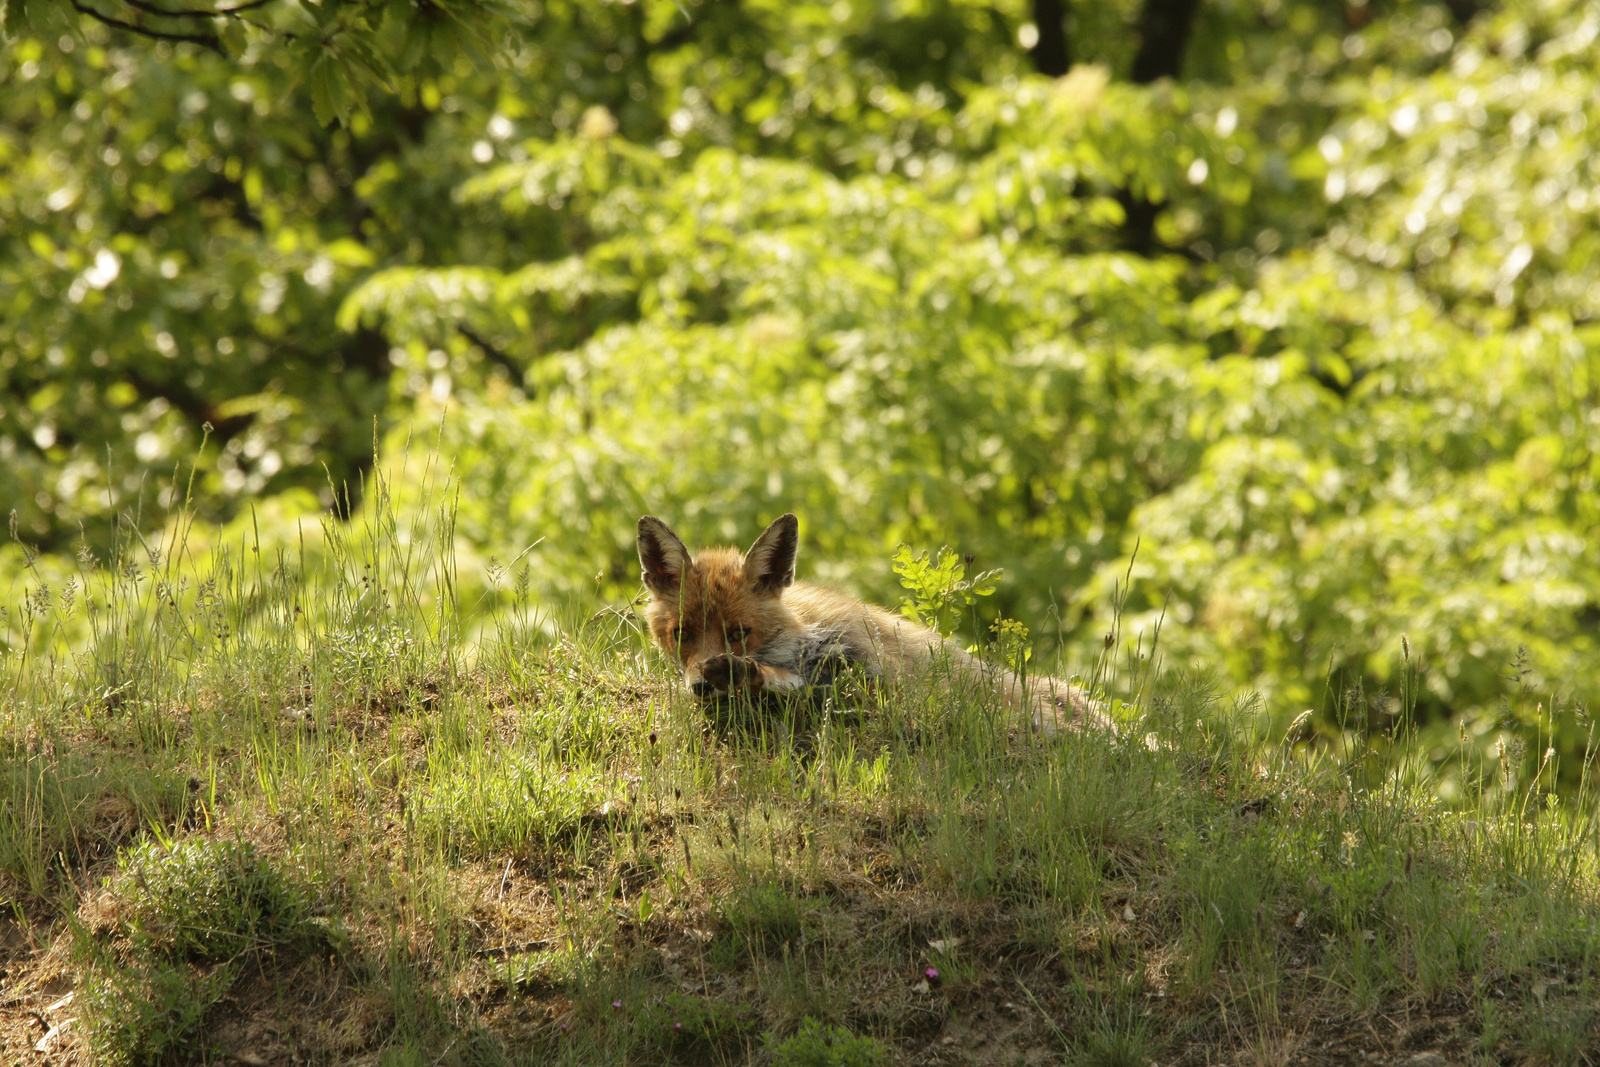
[669,626,694,645]
[726,625,751,643]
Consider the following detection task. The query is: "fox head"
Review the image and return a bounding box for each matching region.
[637,513,802,699]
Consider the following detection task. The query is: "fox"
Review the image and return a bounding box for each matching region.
[636,513,1111,735]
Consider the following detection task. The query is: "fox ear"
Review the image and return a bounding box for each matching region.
[637,516,691,593]
[744,513,799,595]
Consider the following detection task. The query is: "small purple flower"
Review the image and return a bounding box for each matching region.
[925,967,940,980]
[674,1021,683,1030]
[649,730,658,745]
[613,1000,622,1009]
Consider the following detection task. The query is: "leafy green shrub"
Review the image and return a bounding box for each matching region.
[117,837,331,963]
[79,838,338,1065]
[81,955,234,1067]
[768,1018,893,1067]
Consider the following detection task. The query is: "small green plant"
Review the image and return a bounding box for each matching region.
[320,621,419,703]
[1408,875,1488,995]
[77,837,339,1065]
[637,990,756,1057]
[412,749,610,858]
[1520,999,1594,1067]
[1176,832,1278,987]
[991,616,1032,672]
[768,1017,893,1067]
[492,944,589,992]
[892,546,1001,639]
[115,837,330,963]
[721,879,807,956]
[1070,1000,1154,1067]
[1477,991,1505,1055]
[81,954,234,1066]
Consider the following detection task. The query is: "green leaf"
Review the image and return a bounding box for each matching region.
[215,16,248,58]
[307,55,346,127]
[7,0,73,38]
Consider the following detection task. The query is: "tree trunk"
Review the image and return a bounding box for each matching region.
[1030,0,1071,76]
[1120,0,1203,252]
[1129,0,1202,84]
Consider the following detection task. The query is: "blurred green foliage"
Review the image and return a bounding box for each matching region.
[3,0,1597,748]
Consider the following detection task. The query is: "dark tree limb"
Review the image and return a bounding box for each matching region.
[1129,0,1202,84]
[1308,360,1367,399]
[69,0,225,49]
[1030,0,1071,76]
[121,368,253,439]
[458,324,525,384]
[1439,0,1483,25]
[116,0,277,19]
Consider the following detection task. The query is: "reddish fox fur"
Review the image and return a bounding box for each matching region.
[637,513,1110,734]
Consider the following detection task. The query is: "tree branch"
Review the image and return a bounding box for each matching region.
[70,0,225,50]
[121,368,254,439]
[457,325,526,384]
[116,0,277,19]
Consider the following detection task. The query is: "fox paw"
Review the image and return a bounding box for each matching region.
[693,654,763,697]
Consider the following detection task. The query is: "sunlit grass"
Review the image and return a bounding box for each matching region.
[1,472,1598,1065]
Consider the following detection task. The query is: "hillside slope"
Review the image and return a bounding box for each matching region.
[1,505,1596,1067]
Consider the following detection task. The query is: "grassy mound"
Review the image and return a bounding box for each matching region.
[1,494,1597,1065]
